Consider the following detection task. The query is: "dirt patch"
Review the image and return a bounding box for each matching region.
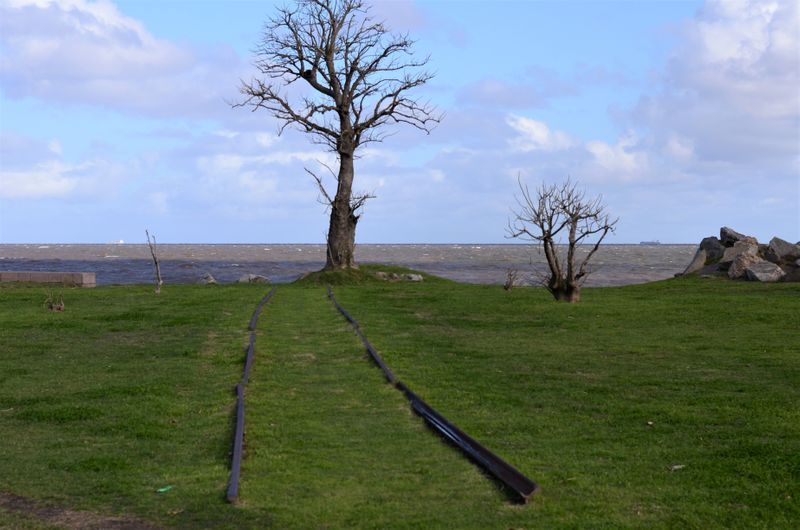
[0,492,160,530]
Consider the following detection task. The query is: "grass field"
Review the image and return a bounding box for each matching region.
[1,272,798,528]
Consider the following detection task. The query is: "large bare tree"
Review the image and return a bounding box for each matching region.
[237,0,440,269]
[508,178,618,303]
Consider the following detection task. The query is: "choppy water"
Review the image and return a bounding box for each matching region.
[0,244,695,287]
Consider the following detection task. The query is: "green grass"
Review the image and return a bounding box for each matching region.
[1,276,798,528]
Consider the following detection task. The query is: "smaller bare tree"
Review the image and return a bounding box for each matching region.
[503,268,520,291]
[508,178,618,303]
[145,229,163,295]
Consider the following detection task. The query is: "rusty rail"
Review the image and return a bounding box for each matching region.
[328,290,396,384]
[326,287,539,503]
[227,287,276,504]
[227,383,246,503]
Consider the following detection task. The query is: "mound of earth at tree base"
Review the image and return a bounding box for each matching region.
[679,227,800,282]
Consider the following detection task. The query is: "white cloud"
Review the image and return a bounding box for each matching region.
[0,158,126,199]
[238,172,278,199]
[663,135,695,163]
[585,134,649,180]
[47,139,62,155]
[214,130,240,139]
[196,151,335,176]
[633,0,799,165]
[0,0,239,116]
[255,133,278,148]
[506,115,574,152]
[0,161,79,198]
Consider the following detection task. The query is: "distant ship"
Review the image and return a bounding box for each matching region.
[639,240,661,245]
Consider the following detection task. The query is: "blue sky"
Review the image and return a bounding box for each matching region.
[1,0,798,244]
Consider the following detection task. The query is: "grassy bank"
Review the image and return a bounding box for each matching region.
[1,276,798,528]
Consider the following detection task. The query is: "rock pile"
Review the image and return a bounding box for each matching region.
[681,227,800,282]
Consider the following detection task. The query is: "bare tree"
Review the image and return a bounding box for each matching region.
[146,229,163,295]
[503,268,519,291]
[236,0,441,269]
[508,178,618,303]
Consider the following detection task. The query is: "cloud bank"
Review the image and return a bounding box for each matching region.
[0,0,797,243]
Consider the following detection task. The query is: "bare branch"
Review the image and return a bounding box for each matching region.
[235,0,440,153]
[350,189,376,212]
[145,229,164,295]
[305,167,334,207]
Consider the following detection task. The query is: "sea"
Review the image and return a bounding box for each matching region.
[0,244,696,287]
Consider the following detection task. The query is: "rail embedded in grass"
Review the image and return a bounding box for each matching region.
[326,287,539,503]
[227,287,276,504]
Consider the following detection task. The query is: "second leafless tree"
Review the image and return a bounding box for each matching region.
[508,178,618,303]
[237,0,441,269]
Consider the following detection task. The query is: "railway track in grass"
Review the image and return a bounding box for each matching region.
[327,286,539,503]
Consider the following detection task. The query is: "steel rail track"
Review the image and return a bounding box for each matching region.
[226,287,277,504]
[326,287,539,503]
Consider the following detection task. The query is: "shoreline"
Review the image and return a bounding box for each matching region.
[0,243,697,287]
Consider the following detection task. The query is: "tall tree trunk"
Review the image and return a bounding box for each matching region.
[325,151,357,269]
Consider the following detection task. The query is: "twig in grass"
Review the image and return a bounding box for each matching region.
[146,229,163,295]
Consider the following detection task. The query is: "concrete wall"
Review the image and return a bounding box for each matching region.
[0,271,96,287]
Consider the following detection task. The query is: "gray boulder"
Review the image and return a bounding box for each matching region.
[237,273,270,284]
[768,237,800,261]
[728,253,762,280]
[699,237,725,263]
[199,272,217,285]
[683,249,708,275]
[784,265,800,282]
[745,261,786,282]
[720,241,758,270]
[761,244,779,264]
[375,271,424,282]
[720,226,757,247]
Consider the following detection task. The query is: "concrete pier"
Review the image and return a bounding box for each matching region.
[0,271,96,287]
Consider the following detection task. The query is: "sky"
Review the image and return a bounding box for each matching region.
[0,0,798,244]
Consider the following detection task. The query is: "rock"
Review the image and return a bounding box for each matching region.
[720,240,758,270]
[783,266,800,282]
[760,244,779,264]
[375,272,423,281]
[237,273,269,284]
[699,237,725,263]
[683,249,707,274]
[720,226,757,247]
[768,237,800,261]
[199,273,217,284]
[694,262,723,276]
[728,253,762,279]
[745,261,786,282]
